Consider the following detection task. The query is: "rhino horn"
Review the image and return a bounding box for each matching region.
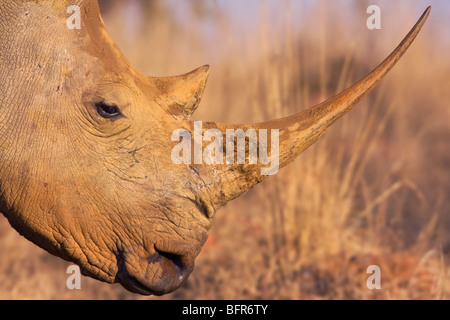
[154,65,210,120]
[196,7,431,209]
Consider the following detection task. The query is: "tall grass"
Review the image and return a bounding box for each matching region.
[0,0,449,299]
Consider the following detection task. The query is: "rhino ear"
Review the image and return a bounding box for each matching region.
[154,65,210,119]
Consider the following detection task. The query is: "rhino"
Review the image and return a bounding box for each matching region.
[0,1,430,295]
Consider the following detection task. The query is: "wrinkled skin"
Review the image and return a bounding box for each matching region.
[0,1,430,295]
[0,0,212,295]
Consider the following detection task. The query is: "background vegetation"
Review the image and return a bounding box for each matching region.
[1,0,449,299]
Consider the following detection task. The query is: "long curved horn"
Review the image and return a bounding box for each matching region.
[195,7,431,209]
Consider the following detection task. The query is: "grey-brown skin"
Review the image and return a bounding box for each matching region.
[0,0,430,295]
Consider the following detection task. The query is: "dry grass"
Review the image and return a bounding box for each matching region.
[1,0,449,300]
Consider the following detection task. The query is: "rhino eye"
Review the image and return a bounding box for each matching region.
[95,101,122,118]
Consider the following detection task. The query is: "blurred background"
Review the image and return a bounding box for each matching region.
[1,0,449,299]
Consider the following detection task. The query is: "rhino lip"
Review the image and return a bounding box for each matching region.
[119,274,156,296]
[116,247,194,296]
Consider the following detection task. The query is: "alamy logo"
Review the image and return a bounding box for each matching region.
[66,5,81,30]
[171,121,279,176]
[66,265,81,290]
[366,265,382,290]
[367,5,382,30]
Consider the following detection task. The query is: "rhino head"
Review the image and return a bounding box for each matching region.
[0,1,430,295]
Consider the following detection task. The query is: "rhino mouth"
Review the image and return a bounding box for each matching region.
[116,246,194,296]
